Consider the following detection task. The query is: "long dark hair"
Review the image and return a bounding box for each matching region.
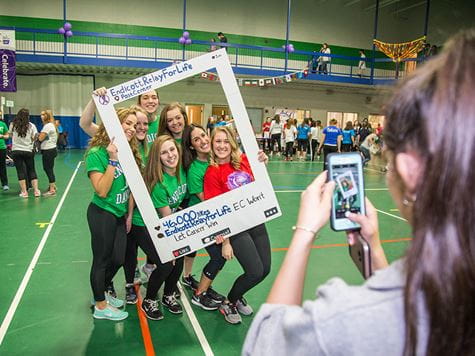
[384,29,475,356]
[182,124,207,171]
[12,108,31,138]
[158,102,190,138]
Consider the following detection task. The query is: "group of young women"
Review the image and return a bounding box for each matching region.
[84,88,271,323]
[2,108,59,197]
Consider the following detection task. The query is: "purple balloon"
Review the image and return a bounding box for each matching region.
[185,38,192,45]
[179,36,186,44]
[65,30,73,38]
[183,31,190,39]
[58,27,66,35]
[63,22,72,31]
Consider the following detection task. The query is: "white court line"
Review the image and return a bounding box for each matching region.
[0,161,82,345]
[364,167,385,174]
[375,209,407,222]
[177,282,214,356]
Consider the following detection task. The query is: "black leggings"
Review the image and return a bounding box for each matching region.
[87,203,127,302]
[41,148,57,183]
[270,134,282,152]
[285,142,294,157]
[0,149,7,186]
[123,232,139,284]
[228,224,271,303]
[129,224,184,300]
[322,145,338,171]
[311,140,319,160]
[203,243,226,280]
[12,150,37,181]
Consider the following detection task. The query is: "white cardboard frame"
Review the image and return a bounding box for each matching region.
[93,49,281,262]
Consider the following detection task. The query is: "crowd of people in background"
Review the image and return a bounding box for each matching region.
[0,108,65,197]
[260,114,383,168]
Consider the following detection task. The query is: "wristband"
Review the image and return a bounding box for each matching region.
[292,225,318,235]
[108,159,119,167]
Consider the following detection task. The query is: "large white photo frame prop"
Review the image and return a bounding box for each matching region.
[93,49,281,263]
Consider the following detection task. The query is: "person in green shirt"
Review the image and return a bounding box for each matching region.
[157,102,190,143]
[128,135,187,320]
[0,114,10,191]
[85,106,142,321]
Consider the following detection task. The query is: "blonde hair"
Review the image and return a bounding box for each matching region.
[144,135,182,192]
[87,106,142,169]
[209,126,242,169]
[131,104,149,158]
[41,109,58,134]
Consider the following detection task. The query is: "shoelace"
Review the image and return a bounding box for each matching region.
[165,295,178,306]
[148,299,159,311]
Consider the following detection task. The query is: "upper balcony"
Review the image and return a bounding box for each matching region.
[7,26,425,86]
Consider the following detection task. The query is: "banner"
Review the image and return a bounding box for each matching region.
[0,30,16,92]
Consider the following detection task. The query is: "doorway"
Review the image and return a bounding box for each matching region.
[185,105,204,126]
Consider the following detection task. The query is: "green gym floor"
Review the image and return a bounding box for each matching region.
[0,150,411,356]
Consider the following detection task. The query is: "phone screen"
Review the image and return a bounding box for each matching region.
[331,163,363,218]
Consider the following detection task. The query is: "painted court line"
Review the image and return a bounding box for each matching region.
[0,161,82,345]
[375,209,407,221]
[275,188,388,193]
[134,285,156,356]
[178,282,214,356]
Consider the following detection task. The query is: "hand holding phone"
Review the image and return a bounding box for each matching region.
[327,152,366,231]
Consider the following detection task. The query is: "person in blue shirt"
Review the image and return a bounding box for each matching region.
[317,119,342,170]
[296,118,311,160]
[341,121,356,152]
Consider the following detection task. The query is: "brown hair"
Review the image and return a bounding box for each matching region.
[158,102,189,138]
[344,121,353,130]
[144,134,182,192]
[384,29,475,356]
[88,106,142,169]
[12,108,31,138]
[41,109,58,135]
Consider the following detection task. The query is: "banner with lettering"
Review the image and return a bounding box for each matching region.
[0,30,16,92]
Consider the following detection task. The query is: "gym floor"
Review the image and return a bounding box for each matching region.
[0,150,411,355]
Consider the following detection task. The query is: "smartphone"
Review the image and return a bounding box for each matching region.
[349,233,372,279]
[327,152,366,231]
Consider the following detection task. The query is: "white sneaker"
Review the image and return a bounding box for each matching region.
[2,185,9,191]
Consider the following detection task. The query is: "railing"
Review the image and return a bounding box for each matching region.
[6,26,427,85]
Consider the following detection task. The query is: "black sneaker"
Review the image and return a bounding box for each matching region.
[191,292,219,311]
[206,286,225,304]
[125,284,137,304]
[106,282,117,298]
[173,286,181,299]
[141,298,163,320]
[181,275,199,290]
[162,294,183,314]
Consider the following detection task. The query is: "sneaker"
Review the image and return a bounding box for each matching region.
[125,284,138,304]
[182,274,199,291]
[141,263,156,283]
[2,185,8,191]
[34,190,41,197]
[93,304,128,321]
[173,286,181,299]
[42,190,56,197]
[191,292,219,311]
[162,294,183,314]
[236,297,253,316]
[105,292,124,309]
[141,298,163,320]
[106,282,117,298]
[19,191,28,198]
[134,267,142,285]
[206,287,225,304]
[219,302,242,324]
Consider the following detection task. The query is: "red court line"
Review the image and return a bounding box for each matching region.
[134,284,156,356]
[194,237,412,256]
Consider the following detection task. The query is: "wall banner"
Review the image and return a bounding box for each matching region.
[0,30,16,92]
[93,49,282,263]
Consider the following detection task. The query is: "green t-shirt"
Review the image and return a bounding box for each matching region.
[138,142,148,166]
[0,121,8,150]
[132,168,187,226]
[85,146,130,218]
[187,159,209,207]
[146,115,159,146]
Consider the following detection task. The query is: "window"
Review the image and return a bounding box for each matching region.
[326,112,358,127]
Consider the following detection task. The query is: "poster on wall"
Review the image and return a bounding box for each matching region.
[274,108,296,122]
[93,49,282,263]
[0,30,16,92]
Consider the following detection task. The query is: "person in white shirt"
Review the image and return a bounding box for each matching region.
[310,120,323,161]
[269,115,283,156]
[317,43,331,75]
[283,119,297,161]
[38,110,59,196]
[9,108,40,198]
[358,49,366,77]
